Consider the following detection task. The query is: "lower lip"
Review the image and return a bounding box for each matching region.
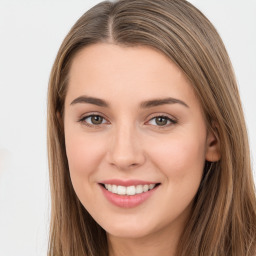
[99,185,159,208]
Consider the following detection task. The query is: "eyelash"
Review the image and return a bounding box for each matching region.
[146,114,177,128]
[78,113,109,129]
[78,113,177,129]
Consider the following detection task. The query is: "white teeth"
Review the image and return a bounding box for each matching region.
[103,183,157,195]
[149,184,155,189]
[126,186,136,195]
[117,185,126,195]
[112,184,118,194]
[143,184,149,192]
[136,185,143,194]
[105,184,110,190]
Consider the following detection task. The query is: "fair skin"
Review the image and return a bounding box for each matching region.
[64,43,220,256]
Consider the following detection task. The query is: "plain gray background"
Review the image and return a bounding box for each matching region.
[0,1,255,255]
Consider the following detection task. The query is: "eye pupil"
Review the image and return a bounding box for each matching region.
[156,117,168,126]
[91,115,103,124]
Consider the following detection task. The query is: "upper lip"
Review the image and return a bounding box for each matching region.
[99,179,160,186]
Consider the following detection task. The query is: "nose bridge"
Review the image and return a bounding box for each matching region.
[108,120,145,169]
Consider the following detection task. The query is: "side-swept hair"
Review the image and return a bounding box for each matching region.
[47,1,256,255]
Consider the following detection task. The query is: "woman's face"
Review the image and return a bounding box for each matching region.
[64,43,220,240]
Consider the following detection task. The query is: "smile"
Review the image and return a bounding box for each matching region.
[103,183,157,196]
[99,181,161,208]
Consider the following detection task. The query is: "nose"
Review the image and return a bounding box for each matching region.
[107,124,146,170]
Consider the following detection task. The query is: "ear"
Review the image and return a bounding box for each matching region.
[205,123,221,162]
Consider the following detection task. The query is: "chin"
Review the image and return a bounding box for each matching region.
[106,227,152,239]
[100,217,161,239]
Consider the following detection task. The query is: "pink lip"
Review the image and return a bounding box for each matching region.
[99,180,160,208]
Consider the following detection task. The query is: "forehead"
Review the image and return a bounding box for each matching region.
[66,43,200,110]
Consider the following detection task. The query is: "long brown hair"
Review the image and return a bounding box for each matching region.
[47,0,256,255]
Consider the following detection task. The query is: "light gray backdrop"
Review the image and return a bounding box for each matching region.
[0,1,255,255]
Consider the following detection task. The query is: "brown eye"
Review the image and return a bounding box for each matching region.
[147,115,176,127]
[81,115,107,126]
[155,117,168,126]
[90,115,104,125]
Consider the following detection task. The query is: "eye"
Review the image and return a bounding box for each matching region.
[80,114,108,126]
[147,115,176,127]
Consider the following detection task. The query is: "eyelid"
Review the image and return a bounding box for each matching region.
[78,112,110,127]
[78,112,177,129]
[145,113,177,128]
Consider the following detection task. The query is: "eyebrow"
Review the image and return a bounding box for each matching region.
[70,95,189,108]
[70,96,108,107]
[140,97,189,108]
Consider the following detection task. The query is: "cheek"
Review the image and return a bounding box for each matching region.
[148,134,206,182]
[64,129,108,214]
[144,134,206,223]
[64,128,106,185]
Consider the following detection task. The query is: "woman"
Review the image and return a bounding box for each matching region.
[47,0,256,255]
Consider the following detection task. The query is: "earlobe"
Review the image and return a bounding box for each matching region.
[205,124,221,162]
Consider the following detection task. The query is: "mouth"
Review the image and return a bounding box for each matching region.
[98,179,161,208]
[100,183,160,196]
